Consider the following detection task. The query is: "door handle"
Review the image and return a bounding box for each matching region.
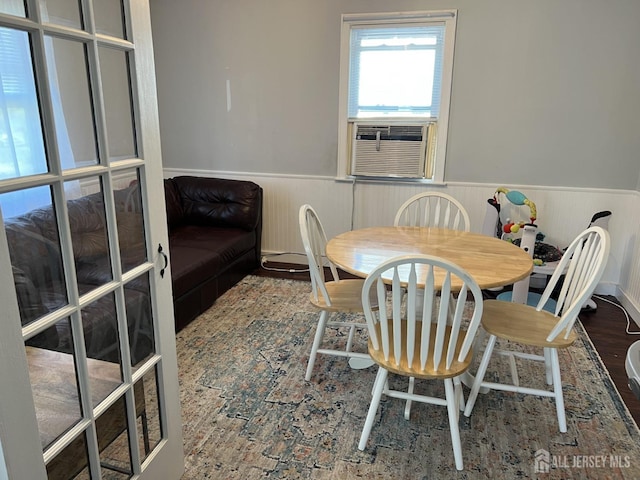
[158,243,168,278]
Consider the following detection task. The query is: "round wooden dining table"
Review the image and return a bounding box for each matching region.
[326,226,533,290]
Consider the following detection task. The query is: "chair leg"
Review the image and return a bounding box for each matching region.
[445,378,464,470]
[549,348,567,432]
[544,348,553,385]
[305,310,328,381]
[404,376,415,420]
[371,366,385,396]
[358,368,389,451]
[345,324,356,353]
[464,334,498,417]
[454,376,465,412]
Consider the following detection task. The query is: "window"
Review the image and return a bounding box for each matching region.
[337,10,457,182]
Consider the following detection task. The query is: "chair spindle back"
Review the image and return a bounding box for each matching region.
[394,193,471,231]
[535,227,610,341]
[299,205,340,305]
[362,255,483,374]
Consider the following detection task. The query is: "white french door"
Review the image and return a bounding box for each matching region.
[0,1,183,479]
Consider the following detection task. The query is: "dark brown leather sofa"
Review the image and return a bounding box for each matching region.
[164,176,263,331]
[6,175,262,362]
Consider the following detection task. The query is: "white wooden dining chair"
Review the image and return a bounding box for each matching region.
[394,192,471,416]
[357,254,484,471]
[463,226,610,432]
[298,204,376,381]
[394,192,471,231]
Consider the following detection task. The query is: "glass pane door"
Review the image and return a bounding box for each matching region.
[0,1,183,479]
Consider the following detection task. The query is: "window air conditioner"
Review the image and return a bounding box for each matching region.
[350,122,432,179]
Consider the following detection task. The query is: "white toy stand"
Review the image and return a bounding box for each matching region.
[483,188,611,314]
[482,188,557,311]
[495,223,557,313]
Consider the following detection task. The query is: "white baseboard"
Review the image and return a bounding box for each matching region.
[617,287,640,328]
[595,282,618,297]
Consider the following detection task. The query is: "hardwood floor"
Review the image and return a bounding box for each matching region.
[580,296,640,425]
[252,262,640,426]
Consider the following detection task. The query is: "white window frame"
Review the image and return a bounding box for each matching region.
[336,10,457,183]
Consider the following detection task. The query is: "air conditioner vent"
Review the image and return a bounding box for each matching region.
[350,122,430,179]
[356,124,424,141]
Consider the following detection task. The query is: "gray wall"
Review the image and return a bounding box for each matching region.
[150,0,640,189]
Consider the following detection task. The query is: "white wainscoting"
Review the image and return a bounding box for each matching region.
[164,168,640,325]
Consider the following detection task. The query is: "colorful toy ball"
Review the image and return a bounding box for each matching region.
[504,189,527,206]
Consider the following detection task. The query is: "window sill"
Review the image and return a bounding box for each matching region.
[334,175,447,187]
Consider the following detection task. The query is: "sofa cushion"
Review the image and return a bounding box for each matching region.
[172,176,261,231]
[168,225,257,298]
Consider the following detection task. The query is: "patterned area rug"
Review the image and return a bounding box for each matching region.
[176,276,640,479]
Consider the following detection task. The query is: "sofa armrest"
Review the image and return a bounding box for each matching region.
[12,266,48,325]
[171,176,262,231]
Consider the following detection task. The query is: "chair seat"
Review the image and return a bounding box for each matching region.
[369,320,473,379]
[482,299,577,348]
[308,279,378,312]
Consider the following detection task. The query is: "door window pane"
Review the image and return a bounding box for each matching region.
[99,47,136,160]
[41,0,83,30]
[0,1,26,17]
[46,431,90,479]
[97,398,133,478]
[135,366,163,461]
[81,292,123,378]
[113,169,146,272]
[0,27,48,180]
[94,0,126,39]
[126,273,154,367]
[2,187,68,329]
[47,36,99,168]
[67,177,113,292]
[27,334,83,451]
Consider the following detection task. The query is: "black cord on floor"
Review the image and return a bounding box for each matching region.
[260,252,310,273]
